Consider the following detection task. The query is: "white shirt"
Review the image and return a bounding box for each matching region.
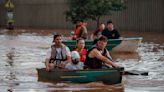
[65,62,84,70]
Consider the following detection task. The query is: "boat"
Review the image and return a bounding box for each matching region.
[37,67,124,85]
[62,37,143,52]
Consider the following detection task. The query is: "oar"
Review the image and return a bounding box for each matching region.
[115,67,148,76]
[107,58,149,76]
[124,70,148,76]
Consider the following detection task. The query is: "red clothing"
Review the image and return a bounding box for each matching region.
[72,26,82,40]
[80,48,87,62]
[75,26,81,36]
[74,48,87,62]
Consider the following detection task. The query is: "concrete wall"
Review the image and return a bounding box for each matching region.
[0,0,164,31]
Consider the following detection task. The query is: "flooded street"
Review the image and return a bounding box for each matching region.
[0,29,164,92]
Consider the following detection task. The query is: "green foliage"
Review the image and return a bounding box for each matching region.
[65,0,126,24]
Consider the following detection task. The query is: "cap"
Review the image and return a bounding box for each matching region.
[71,51,80,60]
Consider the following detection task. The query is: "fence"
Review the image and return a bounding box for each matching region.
[0,0,163,32]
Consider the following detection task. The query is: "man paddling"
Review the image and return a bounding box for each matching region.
[84,36,119,69]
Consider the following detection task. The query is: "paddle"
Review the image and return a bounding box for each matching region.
[114,67,148,76]
[107,57,149,76]
[124,70,148,76]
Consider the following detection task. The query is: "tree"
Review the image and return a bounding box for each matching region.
[65,0,126,27]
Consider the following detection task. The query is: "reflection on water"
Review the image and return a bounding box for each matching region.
[0,29,164,92]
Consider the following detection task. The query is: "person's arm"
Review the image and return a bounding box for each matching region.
[65,47,71,62]
[45,58,50,71]
[114,29,121,39]
[44,48,51,71]
[101,29,110,39]
[60,47,72,68]
[65,55,71,64]
[80,26,87,39]
[105,49,113,61]
[90,34,94,40]
[90,30,96,40]
[90,49,118,68]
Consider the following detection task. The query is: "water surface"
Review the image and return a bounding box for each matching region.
[0,29,164,92]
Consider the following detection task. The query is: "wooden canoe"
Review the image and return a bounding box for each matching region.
[62,37,143,52]
[37,67,124,85]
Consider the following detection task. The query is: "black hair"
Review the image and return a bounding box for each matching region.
[107,20,112,24]
[53,34,62,42]
[100,23,104,25]
[92,38,98,45]
[76,38,84,43]
[97,36,108,42]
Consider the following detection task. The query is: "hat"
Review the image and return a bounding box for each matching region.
[71,51,80,60]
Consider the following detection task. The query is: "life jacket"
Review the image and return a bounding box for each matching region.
[50,44,67,62]
[84,47,107,69]
[74,26,82,37]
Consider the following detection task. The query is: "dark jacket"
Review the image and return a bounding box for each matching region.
[102,28,120,39]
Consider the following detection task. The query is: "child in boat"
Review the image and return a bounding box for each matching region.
[65,51,84,70]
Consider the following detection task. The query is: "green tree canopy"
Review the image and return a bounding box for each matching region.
[65,0,126,26]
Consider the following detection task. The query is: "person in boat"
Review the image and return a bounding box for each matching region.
[45,34,71,71]
[102,20,121,39]
[65,51,84,70]
[84,36,119,69]
[73,38,87,62]
[72,20,88,40]
[90,23,105,40]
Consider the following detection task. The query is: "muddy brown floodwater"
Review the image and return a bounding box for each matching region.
[0,29,164,92]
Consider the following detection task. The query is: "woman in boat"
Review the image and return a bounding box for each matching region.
[73,38,87,62]
[65,51,84,70]
[45,34,71,71]
[84,36,119,69]
[90,23,105,40]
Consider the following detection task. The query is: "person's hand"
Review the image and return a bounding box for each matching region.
[119,37,124,40]
[58,62,65,69]
[46,67,50,71]
[112,63,120,68]
[72,35,77,40]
